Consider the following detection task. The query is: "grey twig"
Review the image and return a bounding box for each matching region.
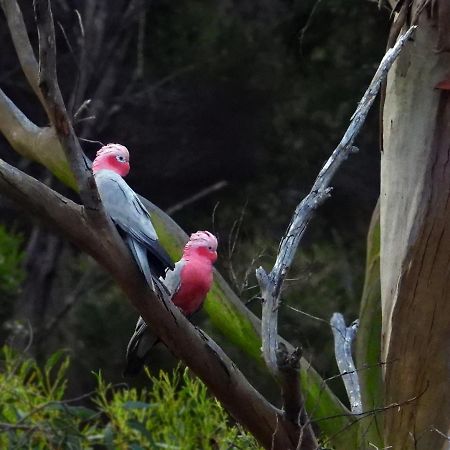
[330,313,362,415]
[256,25,416,448]
[165,180,228,215]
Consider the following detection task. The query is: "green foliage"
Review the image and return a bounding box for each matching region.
[95,368,259,450]
[0,346,97,449]
[0,347,260,449]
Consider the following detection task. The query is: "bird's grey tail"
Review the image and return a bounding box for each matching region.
[126,236,155,290]
[124,317,159,377]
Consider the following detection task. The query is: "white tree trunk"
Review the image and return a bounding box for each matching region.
[381,6,450,449]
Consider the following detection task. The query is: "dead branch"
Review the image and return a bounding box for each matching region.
[0,0,50,116]
[33,0,99,211]
[330,313,362,415]
[165,180,228,215]
[256,25,416,448]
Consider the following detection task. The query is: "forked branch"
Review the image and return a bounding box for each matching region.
[330,313,361,414]
[256,24,416,448]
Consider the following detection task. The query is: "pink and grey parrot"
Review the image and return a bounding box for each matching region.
[124,230,218,376]
[92,143,174,288]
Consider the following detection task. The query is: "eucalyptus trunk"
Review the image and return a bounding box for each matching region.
[381,4,450,449]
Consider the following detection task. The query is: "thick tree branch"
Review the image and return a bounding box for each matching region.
[0,158,303,449]
[330,313,362,415]
[256,24,416,448]
[0,88,76,188]
[33,0,98,210]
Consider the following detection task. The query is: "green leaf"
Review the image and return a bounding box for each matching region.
[130,444,146,450]
[122,401,155,410]
[102,424,115,449]
[45,350,66,373]
[127,419,153,441]
[66,405,98,420]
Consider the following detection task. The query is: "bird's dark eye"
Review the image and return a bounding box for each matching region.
[208,246,213,250]
[116,155,125,162]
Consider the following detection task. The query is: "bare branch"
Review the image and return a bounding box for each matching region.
[0,0,50,117]
[276,344,317,449]
[330,313,362,415]
[165,180,228,215]
[256,25,416,447]
[0,88,77,188]
[256,266,280,375]
[33,0,99,211]
[269,25,416,295]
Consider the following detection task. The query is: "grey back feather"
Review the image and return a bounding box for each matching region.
[95,170,174,279]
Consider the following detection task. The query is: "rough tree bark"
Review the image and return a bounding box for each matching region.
[381,2,450,449]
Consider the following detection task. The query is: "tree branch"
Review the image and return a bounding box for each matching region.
[33,0,98,210]
[165,180,228,215]
[0,88,77,188]
[256,24,416,447]
[330,313,362,415]
[0,0,50,117]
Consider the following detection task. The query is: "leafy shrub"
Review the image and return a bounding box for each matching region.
[0,346,260,449]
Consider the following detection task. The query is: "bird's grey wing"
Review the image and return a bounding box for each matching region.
[124,316,159,377]
[126,235,154,289]
[95,171,174,277]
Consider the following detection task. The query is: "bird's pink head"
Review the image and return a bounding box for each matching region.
[184,231,218,263]
[92,143,130,177]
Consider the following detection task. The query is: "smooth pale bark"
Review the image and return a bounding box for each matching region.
[381,9,450,450]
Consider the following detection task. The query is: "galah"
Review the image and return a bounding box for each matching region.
[92,143,174,289]
[124,230,218,376]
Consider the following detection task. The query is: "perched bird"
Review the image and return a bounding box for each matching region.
[92,143,174,289]
[124,230,218,376]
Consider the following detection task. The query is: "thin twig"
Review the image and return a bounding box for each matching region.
[330,313,362,414]
[165,180,228,215]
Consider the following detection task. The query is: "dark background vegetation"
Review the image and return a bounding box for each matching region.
[0,0,388,406]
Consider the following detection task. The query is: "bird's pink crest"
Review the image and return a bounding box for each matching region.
[92,143,130,176]
[184,231,218,262]
[187,231,218,249]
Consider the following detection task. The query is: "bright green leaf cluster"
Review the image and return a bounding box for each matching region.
[0,347,260,449]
